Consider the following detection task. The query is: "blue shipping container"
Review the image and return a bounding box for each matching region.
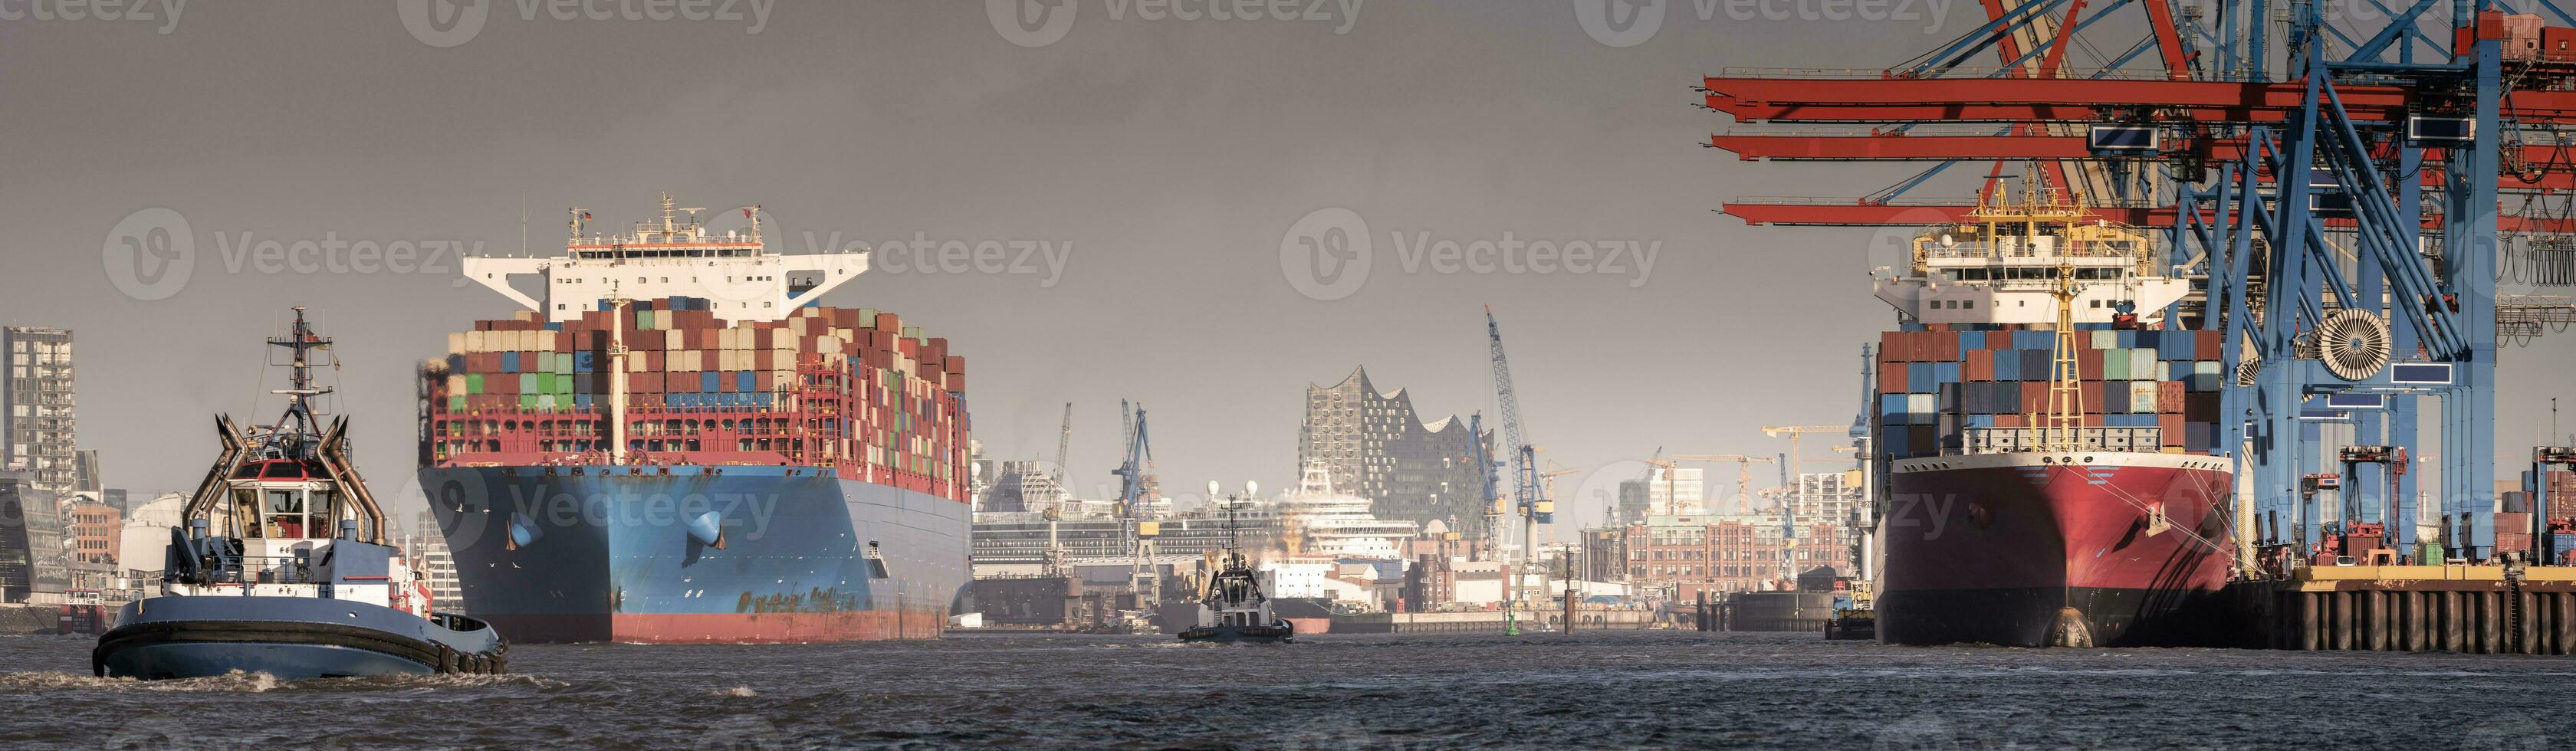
[737,372,754,392]
[702,372,719,392]
[1907,362,1934,393]
[1933,362,1961,384]
[1994,353,2021,381]
[575,351,597,372]
[1879,395,1912,425]
[501,352,521,372]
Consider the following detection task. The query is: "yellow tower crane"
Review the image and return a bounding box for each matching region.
[1669,454,1779,515]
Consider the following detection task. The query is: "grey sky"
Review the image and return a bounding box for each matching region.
[4,2,2569,536]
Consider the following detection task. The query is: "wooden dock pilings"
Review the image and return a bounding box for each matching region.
[2224,565,2576,654]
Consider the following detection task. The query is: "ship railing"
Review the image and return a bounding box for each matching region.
[1958,427,2163,455]
[205,555,328,585]
[1920,243,2142,261]
[1713,67,2210,81]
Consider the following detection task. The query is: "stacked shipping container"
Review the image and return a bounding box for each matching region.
[1874,325,2230,460]
[422,297,971,500]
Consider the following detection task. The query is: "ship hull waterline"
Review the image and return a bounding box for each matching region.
[421,465,971,644]
[1878,451,2236,648]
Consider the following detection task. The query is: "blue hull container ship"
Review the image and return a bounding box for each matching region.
[96,310,507,680]
[419,195,972,644]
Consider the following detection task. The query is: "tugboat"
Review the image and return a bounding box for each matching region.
[1178,482,1293,644]
[94,309,508,680]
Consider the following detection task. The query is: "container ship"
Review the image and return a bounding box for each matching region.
[417,195,971,643]
[1871,192,2237,648]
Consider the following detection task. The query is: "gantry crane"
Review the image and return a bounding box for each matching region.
[1700,0,2576,558]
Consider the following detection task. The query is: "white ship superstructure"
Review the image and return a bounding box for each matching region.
[1274,460,1417,559]
[1872,189,2191,327]
[462,193,869,323]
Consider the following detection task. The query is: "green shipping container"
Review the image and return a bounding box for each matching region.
[555,354,573,376]
[447,395,467,411]
[2101,349,2130,381]
[520,372,538,394]
[520,394,539,410]
[466,373,485,394]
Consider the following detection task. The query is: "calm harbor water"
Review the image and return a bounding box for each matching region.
[2,629,2570,749]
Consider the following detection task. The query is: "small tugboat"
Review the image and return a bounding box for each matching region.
[1178,482,1293,644]
[94,309,508,680]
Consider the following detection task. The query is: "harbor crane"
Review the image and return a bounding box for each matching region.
[1112,400,1160,608]
[1484,307,1549,635]
[1054,402,1074,490]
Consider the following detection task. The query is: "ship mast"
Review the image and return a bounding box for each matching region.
[265,307,332,459]
[2043,257,2085,452]
[608,284,633,464]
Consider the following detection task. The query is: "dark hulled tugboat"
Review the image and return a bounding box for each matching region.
[1178,484,1293,644]
[94,309,508,679]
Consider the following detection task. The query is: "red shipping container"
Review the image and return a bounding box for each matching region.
[2080,382,2105,414]
[2021,382,2049,415]
[944,356,965,376]
[1993,413,2025,428]
[754,350,774,371]
[1928,332,1959,362]
[2077,350,2104,381]
[2196,330,2222,358]
[1878,362,1907,392]
[2157,382,2187,413]
[947,372,965,392]
[1879,332,1910,363]
[2160,415,2187,447]
[1964,349,1994,381]
[876,313,902,333]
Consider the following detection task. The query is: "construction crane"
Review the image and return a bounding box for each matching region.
[1053,402,1074,491]
[1671,454,1778,514]
[1540,462,1582,505]
[1761,425,1849,477]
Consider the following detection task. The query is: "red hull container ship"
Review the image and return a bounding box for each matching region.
[418,195,972,644]
[1870,193,2239,648]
